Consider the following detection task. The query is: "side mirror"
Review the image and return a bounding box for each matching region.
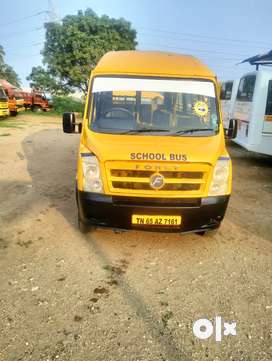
[62,112,82,134]
[224,119,237,139]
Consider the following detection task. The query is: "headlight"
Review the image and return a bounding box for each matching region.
[208,158,230,196]
[82,154,104,193]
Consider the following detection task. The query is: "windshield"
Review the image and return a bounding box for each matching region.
[15,94,23,100]
[0,87,7,100]
[89,77,219,136]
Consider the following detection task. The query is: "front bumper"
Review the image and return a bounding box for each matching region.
[16,106,25,113]
[77,191,230,233]
[0,108,9,116]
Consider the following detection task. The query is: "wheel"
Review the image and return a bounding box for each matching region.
[207,228,219,236]
[196,227,219,237]
[32,106,42,113]
[10,111,17,117]
[77,211,91,234]
[196,231,206,236]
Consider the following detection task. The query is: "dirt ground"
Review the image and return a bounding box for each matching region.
[0,113,271,361]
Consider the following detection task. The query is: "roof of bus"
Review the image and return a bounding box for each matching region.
[93,51,216,78]
[0,79,16,89]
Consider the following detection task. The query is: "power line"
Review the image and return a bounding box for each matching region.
[138,43,251,61]
[137,26,272,47]
[7,53,41,57]
[0,27,44,40]
[0,11,48,27]
[138,31,270,51]
[2,41,43,50]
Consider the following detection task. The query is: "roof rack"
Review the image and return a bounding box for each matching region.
[240,50,272,70]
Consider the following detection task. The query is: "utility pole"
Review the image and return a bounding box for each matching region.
[48,0,60,23]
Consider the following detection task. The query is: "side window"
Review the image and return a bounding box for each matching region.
[237,75,256,101]
[220,82,233,100]
[265,80,272,115]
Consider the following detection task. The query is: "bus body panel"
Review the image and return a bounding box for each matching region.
[232,70,272,156]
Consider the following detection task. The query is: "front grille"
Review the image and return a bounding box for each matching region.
[0,102,8,109]
[105,161,210,196]
[111,169,203,179]
[112,181,200,191]
[112,196,201,207]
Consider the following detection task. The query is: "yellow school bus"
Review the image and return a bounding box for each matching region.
[63,51,233,234]
[0,85,9,117]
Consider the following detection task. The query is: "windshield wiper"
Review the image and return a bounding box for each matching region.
[120,128,169,134]
[170,128,216,135]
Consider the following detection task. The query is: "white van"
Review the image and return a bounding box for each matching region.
[220,79,239,130]
[228,69,272,156]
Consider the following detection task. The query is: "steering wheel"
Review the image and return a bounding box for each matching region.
[102,107,134,119]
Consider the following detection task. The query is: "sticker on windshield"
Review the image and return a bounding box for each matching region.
[193,101,209,117]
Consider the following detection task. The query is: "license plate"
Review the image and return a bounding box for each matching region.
[132,215,181,226]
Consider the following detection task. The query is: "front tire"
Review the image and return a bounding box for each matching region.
[196,231,206,236]
[196,227,220,237]
[77,211,92,233]
[32,105,42,113]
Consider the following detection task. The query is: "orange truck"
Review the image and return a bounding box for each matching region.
[22,91,52,112]
[0,79,25,116]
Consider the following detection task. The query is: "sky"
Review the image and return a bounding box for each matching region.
[0,0,272,88]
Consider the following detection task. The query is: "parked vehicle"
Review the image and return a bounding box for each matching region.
[62,51,233,234]
[0,79,25,116]
[22,91,52,112]
[222,51,272,156]
[0,85,9,118]
[220,79,239,130]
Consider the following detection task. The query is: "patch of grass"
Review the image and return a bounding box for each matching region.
[0,120,22,128]
[51,96,84,115]
[0,133,11,136]
[161,310,173,328]
[29,95,84,118]
[160,301,169,307]
[103,264,113,272]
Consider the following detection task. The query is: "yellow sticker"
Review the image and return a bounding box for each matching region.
[193,101,209,117]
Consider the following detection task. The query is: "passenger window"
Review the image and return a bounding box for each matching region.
[237,75,256,102]
[265,80,272,115]
[220,82,233,100]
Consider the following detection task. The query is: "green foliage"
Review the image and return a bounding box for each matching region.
[0,119,23,128]
[28,8,137,94]
[0,45,21,87]
[51,96,84,114]
[27,66,68,94]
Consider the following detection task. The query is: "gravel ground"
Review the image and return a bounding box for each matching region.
[0,114,271,361]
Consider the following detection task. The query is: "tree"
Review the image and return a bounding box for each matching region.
[27,66,70,95]
[28,8,137,94]
[0,45,21,87]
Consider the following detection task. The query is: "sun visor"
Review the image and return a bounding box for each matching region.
[92,77,215,98]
